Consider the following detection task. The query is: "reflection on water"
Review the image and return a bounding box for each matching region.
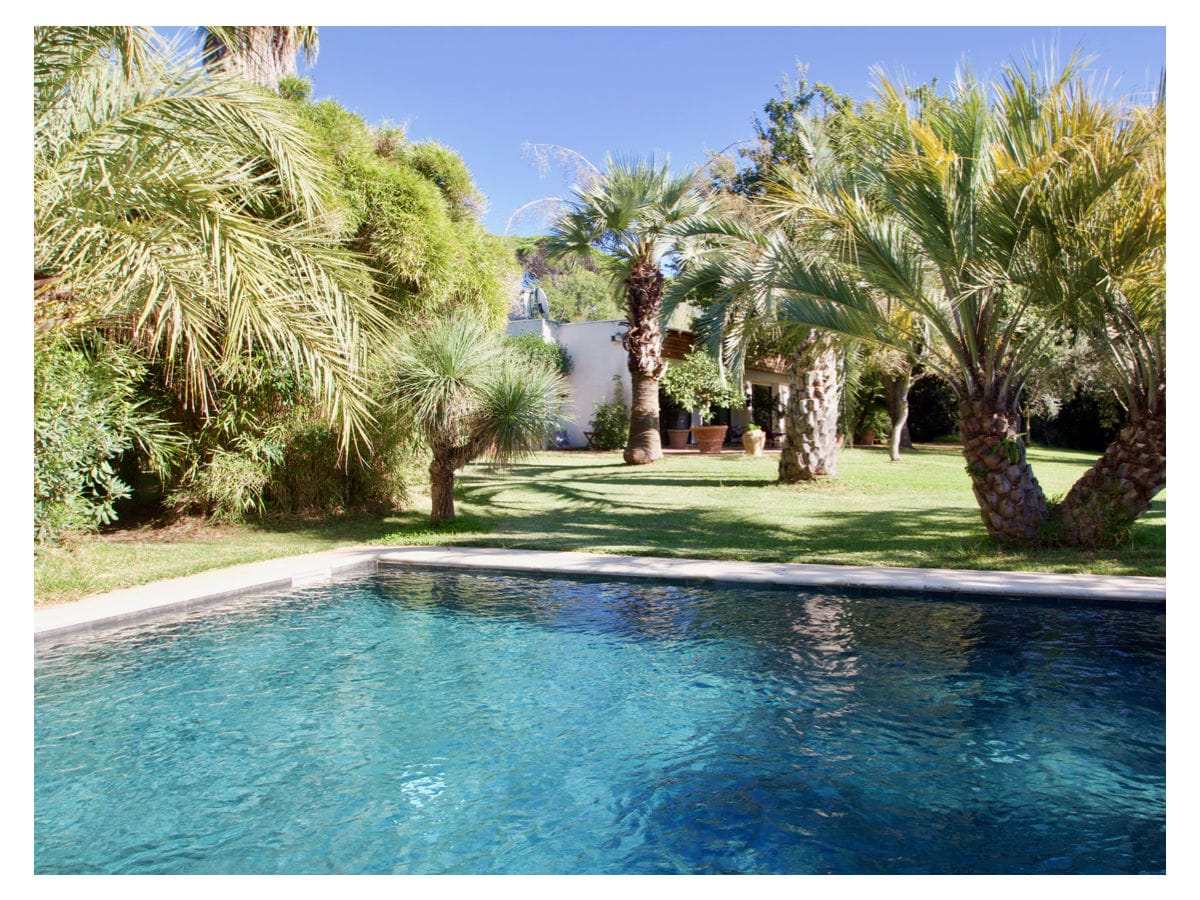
[35,569,1164,874]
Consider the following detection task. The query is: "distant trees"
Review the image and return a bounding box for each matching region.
[513,236,622,322]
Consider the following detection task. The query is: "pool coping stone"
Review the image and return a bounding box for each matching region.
[35,545,1165,645]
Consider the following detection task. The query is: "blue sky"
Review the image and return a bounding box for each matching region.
[291,26,1165,236]
[168,25,1163,236]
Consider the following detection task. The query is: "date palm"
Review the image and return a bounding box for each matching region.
[391,314,565,522]
[765,67,1148,543]
[34,26,384,448]
[201,26,318,89]
[547,158,711,465]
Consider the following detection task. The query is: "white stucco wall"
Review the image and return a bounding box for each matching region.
[506,317,793,448]
[506,318,556,343]
[554,321,631,446]
[506,318,629,447]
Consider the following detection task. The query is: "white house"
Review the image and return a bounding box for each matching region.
[507,314,791,449]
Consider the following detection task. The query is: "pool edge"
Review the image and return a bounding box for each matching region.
[35,545,1165,645]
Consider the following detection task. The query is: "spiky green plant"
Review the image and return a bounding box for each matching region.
[391,314,566,522]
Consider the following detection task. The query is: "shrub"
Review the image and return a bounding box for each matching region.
[660,351,742,424]
[856,407,892,442]
[589,377,630,451]
[505,332,573,375]
[34,342,179,542]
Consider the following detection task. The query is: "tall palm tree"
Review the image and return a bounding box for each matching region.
[668,212,845,481]
[391,314,565,522]
[547,158,711,465]
[671,121,863,485]
[201,26,318,90]
[34,26,384,448]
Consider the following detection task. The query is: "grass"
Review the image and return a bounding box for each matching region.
[34,443,1165,605]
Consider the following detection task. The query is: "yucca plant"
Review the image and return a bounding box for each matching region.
[391,314,566,522]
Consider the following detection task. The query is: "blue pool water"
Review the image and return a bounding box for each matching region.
[35,569,1165,874]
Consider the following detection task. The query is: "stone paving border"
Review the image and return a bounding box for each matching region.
[35,545,1165,646]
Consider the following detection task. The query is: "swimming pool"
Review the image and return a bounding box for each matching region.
[34,567,1165,874]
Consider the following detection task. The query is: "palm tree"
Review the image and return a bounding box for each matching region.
[547,158,711,465]
[668,189,846,483]
[764,67,1137,543]
[391,314,566,522]
[201,26,318,90]
[34,26,384,448]
[1017,86,1166,545]
[695,64,1148,544]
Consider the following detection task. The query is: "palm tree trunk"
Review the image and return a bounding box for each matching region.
[622,264,666,465]
[959,396,1050,543]
[882,368,913,462]
[1055,394,1165,547]
[429,457,457,523]
[778,331,840,482]
[625,371,663,465]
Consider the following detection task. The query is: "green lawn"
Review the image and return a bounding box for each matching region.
[34,444,1165,604]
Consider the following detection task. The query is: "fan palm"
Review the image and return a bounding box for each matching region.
[546,158,711,465]
[34,26,384,449]
[391,314,565,522]
[684,64,1148,544]
[1015,86,1165,545]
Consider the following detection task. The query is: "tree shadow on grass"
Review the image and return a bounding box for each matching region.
[454,469,1164,576]
[494,458,774,490]
[247,510,498,545]
[458,471,983,560]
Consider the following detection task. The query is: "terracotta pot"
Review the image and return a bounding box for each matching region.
[741,429,766,456]
[666,428,691,449]
[858,429,876,446]
[690,424,728,454]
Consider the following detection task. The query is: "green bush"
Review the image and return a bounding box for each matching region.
[34,342,179,542]
[505,333,573,375]
[660,351,743,424]
[165,353,419,521]
[589,377,630,451]
[856,406,892,442]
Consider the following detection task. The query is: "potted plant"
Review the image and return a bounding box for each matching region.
[660,351,743,454]
[741,423,766,456]
[855,407,890,447]
[666,409,692,449]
